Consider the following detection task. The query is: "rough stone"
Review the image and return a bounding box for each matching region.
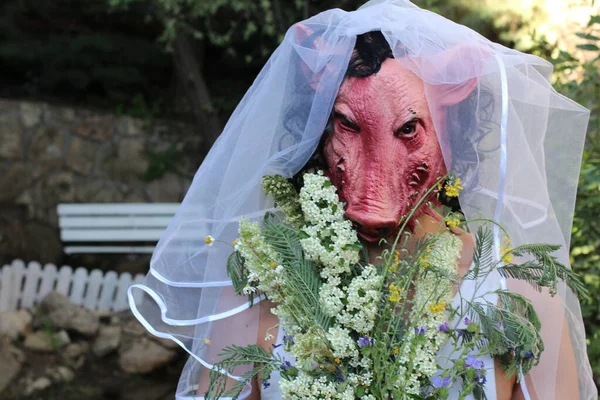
[0,309,32,339]
[0,338,25,393]
[74,177,126,203]
[23,329,70,352]
[115,116,148,137]
[20,102,42,128]
[23,377,52,396]
[74,114,114,142]
[39,292,99,337]
[66,135,98,174]
[52,106,76,122]
[0,163,35,202]
[101,138,149,181]
[150,336,180,350]
[93,325,122,357]
[122,318,147,337]
[118,338,177,374]
[46,171,76,203]
[47,366,75,383]
[145,173,185,203]
[61,342,88,370]
[0,112,23,159]
[28,125,65,164]
[0,99,18,110]
[62,342,89,359]
[122,188,148,203]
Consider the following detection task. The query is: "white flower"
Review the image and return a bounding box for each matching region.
[326,326,359,360]
[298,173,361,279]
[242,285,257,295]
[336,265,382,333]
[395,232,462,392]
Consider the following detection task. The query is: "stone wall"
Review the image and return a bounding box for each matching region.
[0,99,200,265]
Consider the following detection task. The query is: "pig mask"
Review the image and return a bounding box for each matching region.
[322,39,477,243]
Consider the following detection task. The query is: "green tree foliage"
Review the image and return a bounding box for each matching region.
[0,1,170,115]
[552,15,600,382]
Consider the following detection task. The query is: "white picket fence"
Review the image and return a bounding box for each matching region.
[0,260,145,312]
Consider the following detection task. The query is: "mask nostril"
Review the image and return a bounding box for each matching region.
[352,222,364,231]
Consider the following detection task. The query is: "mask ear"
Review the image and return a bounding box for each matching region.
[292,23,316,46]
[421,44,488,106]
[432,77,478,106]
[291,23,323,90]
[292,22,345,91]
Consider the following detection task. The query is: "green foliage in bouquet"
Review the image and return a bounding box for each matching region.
[206,172,588,400]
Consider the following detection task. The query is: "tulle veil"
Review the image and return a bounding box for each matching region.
[128,1,596,398]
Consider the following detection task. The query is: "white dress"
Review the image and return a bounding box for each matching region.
[261,266,500,400]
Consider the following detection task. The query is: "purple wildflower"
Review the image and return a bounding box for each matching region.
[464,317,471,325]
[262,379,271,389]
[431,375,452,389]
[283,334,295,345]
[280,361,292,371]
[438,322,450,332]
[414,326,427,335]
[465,355,476,368]
[474,370,487,385]
[524,351,534,359]
[465,355,485,369]
[497,322,504,330]
[357,336,374,347]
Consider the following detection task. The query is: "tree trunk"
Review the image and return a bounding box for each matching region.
[173,32,223,148]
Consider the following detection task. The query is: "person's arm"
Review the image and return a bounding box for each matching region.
[512,317,579,400]
[195,299,277,400]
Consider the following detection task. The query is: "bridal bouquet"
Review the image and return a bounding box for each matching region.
[205,172,587,400]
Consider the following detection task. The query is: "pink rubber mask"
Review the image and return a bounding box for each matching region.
[324,59,465,242]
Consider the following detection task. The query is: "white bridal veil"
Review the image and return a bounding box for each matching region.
[128,1,596,399]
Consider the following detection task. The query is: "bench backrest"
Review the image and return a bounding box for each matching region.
[57,203,180,254]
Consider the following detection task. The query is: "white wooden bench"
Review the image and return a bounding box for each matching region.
[57,203,180,254]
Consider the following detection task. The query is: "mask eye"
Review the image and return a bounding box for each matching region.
[395,119,418,138]
[334,111,360,133]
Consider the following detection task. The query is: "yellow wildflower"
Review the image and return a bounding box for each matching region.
[232,239,239,247]
[392,347,399,355]
[204,235,215,246]
[334,358,341,364]
[389,250,401,272]
[419,255,430,270]
[271,262,278,269]
[500,237,513,263]
[428,301,447,314]
[444,177,464,198]
[204,338,212,345]
[389,283,403,303]
[444,212,462,229]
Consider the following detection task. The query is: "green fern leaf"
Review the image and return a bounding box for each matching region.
[464,226,494,280]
